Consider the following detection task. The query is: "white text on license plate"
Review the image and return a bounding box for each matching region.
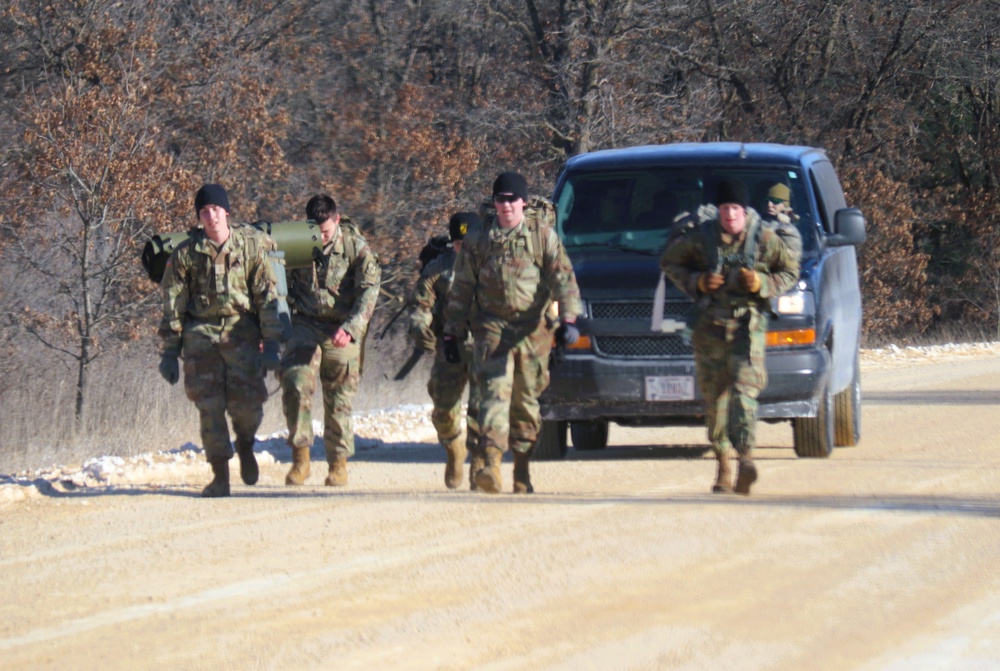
[645,375,695,401]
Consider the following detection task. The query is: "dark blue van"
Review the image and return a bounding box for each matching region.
[536,142,866,459]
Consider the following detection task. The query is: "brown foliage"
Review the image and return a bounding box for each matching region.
[841,164,935,337]
[935,189,1000,337]
[0,0,998,424]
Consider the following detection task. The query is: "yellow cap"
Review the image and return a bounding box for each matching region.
[767,183,791,203]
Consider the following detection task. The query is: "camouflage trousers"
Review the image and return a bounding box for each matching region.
[692,310,768,457]
[181,318,267,462]
[427,340,481,453]
[471,320,553,455]
[280,317,362,460]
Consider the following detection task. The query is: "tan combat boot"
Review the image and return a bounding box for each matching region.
[443,434,467,490]
[712,450,733,494]
[235,438,259,486]
[285,446,311,486]
[513,450,533,494]
[468,447,485,492]
[474,446,503,494]
[202,458,231,498]
[325,454,349,487]
[734,453,758,495]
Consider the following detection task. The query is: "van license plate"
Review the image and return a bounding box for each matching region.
[645,376,695,401]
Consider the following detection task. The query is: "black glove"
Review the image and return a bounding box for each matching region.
[159,352,179,385]
[443,336,462,364]
[555,322,580,346]
[261,340,281,372]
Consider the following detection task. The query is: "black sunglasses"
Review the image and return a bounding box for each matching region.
[767,196,787,205]
[493,193,521,204]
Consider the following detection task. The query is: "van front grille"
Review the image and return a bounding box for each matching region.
[592,335,692,358]
[588,300,694,358]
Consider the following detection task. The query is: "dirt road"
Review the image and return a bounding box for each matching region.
[2,350,999,670]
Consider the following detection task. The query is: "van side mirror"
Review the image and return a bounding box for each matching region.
[828,208,866,247]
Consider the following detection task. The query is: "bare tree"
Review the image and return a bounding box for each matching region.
[1,69,188,421]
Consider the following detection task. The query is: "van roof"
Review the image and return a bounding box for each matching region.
[563,142,829,171]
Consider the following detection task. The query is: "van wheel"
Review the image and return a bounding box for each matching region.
[534,420,568,460]
[834,352,862,447]
[793,381,834,458]
[570,420,610,451]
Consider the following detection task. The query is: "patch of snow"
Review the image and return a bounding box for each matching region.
[0,404,441,503]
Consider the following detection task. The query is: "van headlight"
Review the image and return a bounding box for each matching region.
[777,293,806,314]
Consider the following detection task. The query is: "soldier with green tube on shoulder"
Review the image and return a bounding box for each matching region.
[157,183,284,498]
[278,194,381,488]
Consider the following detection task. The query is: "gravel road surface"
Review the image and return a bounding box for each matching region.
[1,345,998,670]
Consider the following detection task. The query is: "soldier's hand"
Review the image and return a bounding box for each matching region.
[738,268,762,293]
[697,272,726,293]
[409,323,437,352]
[261,340,282,372]
[159,353,179,385]
[331,328,353,348]
[443,336,462,364]
[555,322,579,346]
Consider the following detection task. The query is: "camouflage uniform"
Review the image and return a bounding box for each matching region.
[281,220,381,461]
[444,214,582,457]
[158,226,283,461]
[409,248,481,453]
[660,209,799,459]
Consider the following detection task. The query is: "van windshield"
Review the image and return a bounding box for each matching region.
[554,168,815,254]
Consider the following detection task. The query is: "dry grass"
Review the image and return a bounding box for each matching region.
[0,329,430,475]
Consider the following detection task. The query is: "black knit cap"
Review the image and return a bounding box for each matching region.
[448,212,481,241]
[715,178,748,207]
[492,172,528,201]
[194,184,231,215]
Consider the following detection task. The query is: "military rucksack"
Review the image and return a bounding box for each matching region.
[418,234,452,271]
[524,194,557,231]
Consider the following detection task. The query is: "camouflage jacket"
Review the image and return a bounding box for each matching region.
[444,214,582,336]
[409,247,458,348]
[158,226,282,353]
[659,208,799,324]
[286,221,381,341]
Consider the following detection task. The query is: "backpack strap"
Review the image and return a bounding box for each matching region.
[741,216,763,268]
[699,219,720,272]
[527,215,545,270]
[339,216,361,261]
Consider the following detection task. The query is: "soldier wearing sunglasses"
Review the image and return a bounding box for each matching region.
[442,172,582,494]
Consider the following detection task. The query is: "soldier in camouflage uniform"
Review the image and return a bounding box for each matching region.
[443,172,582,494]
[280,194,381,487]
[158,184,284,498]
[660,179,799,495]
[409,211,482,490]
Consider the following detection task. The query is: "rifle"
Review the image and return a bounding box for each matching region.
[377,296,409,340]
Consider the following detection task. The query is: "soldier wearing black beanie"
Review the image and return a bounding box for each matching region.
[714,178,748,208]
[492,172,528,202]
[194,183,231,215]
